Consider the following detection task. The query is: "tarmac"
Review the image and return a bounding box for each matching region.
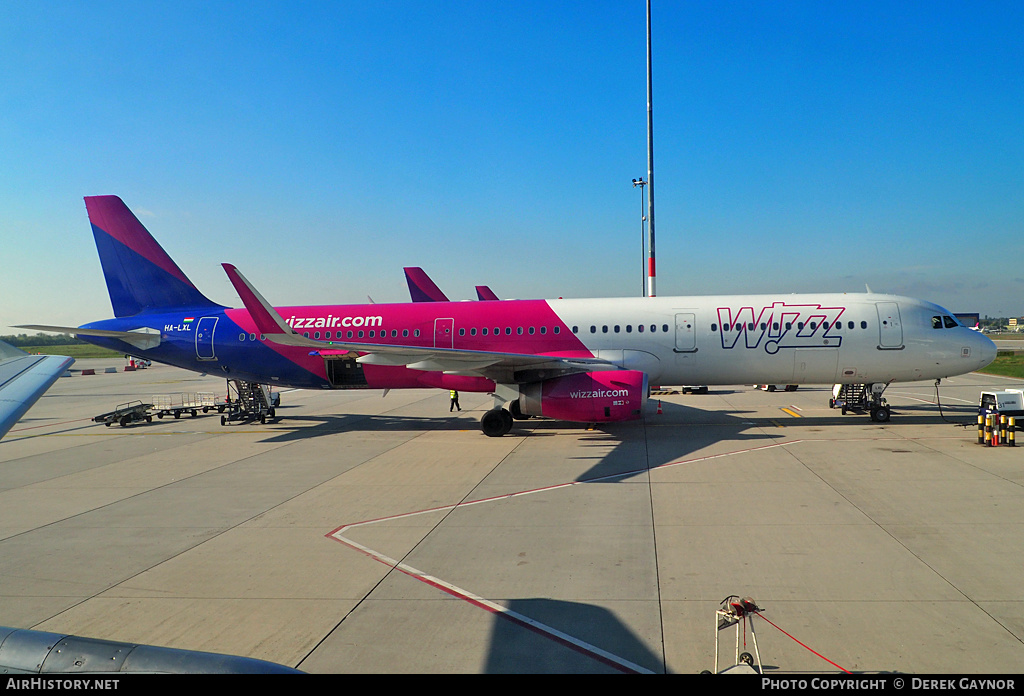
[1,357,1022,674]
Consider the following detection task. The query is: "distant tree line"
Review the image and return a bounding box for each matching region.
[0,333,88,347]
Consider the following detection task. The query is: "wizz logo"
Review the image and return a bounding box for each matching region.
[717,302,846,354]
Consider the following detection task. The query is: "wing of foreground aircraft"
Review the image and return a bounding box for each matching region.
[0,341,74,439]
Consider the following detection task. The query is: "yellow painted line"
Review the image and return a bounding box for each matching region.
[780,407,803,418]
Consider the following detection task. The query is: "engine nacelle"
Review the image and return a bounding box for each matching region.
[517,370,649,423]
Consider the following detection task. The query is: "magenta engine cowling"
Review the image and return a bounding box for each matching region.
[518,370,649,422]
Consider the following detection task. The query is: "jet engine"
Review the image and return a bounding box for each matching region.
[517,370,649,422]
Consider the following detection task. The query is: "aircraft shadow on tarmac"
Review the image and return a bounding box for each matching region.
[484,598,662,674]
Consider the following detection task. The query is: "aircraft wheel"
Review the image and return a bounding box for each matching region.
[871,406,890,423]
[739,652,754,666]
[481,409,512,437]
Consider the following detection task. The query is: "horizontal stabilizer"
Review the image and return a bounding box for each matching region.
[14,325,161,350]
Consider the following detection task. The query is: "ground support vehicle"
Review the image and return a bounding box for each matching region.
[92,401,153,427]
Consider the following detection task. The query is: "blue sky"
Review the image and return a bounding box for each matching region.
[2,1,1021,332]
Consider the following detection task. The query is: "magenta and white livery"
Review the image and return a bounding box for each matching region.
[21,196,997,436]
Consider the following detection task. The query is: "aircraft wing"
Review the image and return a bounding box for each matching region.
[223,264,613,382]
[0,342,74,439]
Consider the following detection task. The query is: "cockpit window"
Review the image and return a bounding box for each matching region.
[943,316,959,328]
[931,316,943,329]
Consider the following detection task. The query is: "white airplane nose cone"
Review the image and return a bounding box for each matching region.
[977,335,998,369]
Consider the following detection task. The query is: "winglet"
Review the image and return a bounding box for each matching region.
[404,267,449,302]
[221,264,294,336]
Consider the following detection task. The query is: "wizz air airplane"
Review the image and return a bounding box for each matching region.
[21,196,997,436]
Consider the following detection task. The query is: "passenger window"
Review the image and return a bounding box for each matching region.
[553,327,560,334]
[602,326,608,333]
[459,328,465,336]
[663,325,669,332]
[402,329,409,337]
[848,321,854,330]
[529,327,535,335]
[860,321,867,329]
[710,324,716,332]
[517,327,523,335]
[626,325,632,333]
[614,325,620,333]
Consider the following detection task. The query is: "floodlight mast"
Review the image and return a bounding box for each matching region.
[645,0,656,298]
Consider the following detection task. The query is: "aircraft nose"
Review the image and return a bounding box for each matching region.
[975,333,998,370]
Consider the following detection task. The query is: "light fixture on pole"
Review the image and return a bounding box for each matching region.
[632,178,647,297]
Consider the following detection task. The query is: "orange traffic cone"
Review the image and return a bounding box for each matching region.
[657,400,663,415]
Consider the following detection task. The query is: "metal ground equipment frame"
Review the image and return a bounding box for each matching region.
[829,382,892,422]
[708,595,764,674]
[92,400,153,427]
[152,392,220,420]
[220,380,279,425]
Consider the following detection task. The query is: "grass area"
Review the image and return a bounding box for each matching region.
[978,353,1024,380]
[19,344,123,359]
